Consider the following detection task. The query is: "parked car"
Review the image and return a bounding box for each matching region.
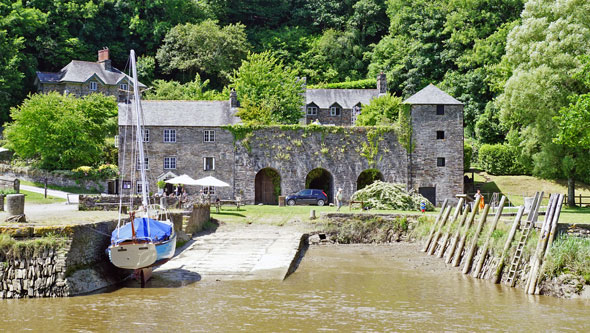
[286,189,328,206]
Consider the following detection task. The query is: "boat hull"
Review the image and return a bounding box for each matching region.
[108,232,177,270]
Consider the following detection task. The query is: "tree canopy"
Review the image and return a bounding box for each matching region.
[355,94,403,126]
[3,93,118,170]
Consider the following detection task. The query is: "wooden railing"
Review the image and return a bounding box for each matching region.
[563,194,590,207]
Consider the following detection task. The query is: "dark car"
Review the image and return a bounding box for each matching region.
[286,189,328,206]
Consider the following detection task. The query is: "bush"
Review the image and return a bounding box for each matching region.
[478,144,524,175]
[308,78,376,89]
[464,143,472,171]
[351,181,434,210]
[72,164,119,180]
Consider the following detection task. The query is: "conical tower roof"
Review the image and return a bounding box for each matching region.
[403,84,463,105]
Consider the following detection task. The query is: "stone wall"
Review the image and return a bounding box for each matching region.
[305,108,354,126]
[40,82,125,102]
[79,194,144,211]
[0,221,128,299]
[0,163,105,192]
[557,223,590,238]
[185,204,210,234]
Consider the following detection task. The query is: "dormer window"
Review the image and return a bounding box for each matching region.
[89,81,97,91]
[330,104,341,116]
[307,105,318,116]
[120,83,128,91]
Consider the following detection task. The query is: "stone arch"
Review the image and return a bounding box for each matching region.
[305,168,334,203]
[357,169,384,191]
[255,168,281,205]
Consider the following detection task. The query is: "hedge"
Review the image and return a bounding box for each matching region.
[464,143,472,171]
[478,144,523,175]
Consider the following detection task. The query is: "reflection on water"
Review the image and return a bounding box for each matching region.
[2,244,589,332]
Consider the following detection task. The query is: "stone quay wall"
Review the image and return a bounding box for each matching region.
[0,221,128,299]
[79,194,144,211]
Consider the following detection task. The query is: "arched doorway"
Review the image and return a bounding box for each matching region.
[305,168,334,203]
[357,169,384,190]
[255,168,281,205]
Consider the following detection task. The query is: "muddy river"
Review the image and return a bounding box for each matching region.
[1,244,589,331]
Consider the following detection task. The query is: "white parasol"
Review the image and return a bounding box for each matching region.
[194,176,230,187]
[164,174,200,185]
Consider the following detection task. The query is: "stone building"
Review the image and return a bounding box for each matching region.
[118,84,463,206]
[35,48,144,102]
[303,73,387,126]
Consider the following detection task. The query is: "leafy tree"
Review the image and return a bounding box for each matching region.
[232,52,304,124]
[4,93,118,171]
[207,0,290,27]
[156,20,250,86]
[136,55,156,85]
[291,0,356,31]
[497,0,590,203]
[355,94,403,126]
[144,74,228,100]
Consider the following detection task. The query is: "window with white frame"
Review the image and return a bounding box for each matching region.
[204,157,215,171]
[89,81,98,91]
[142,129,149,142]
[203,186,215,195]
[120,83,128,91]
[137,181,149,194]
[164,157,177,169]
[307,106,318,116]
[163,129,176,142]
[330,105,341,116]
[114,135,119,148]
[204,130,215,142]
[136,156,149,170]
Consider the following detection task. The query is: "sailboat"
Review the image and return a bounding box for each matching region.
[107,50,176,284]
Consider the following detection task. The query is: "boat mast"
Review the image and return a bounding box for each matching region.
[130,50,149,208]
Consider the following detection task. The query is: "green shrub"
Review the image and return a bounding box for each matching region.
[543,236,590,283]
[308,78,375,89]
[478,144,524,175]
[464,143,472,171]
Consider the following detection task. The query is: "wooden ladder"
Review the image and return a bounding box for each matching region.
[506,191,543,287]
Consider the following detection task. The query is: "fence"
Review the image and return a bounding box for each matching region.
[563,194,590,207]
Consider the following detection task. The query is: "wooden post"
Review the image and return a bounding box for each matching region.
[579,194,582,207]
[473,196,506,278]
[462,204,491,274]
[427,206,452,255]
[492,205,525,284]
[451,203,480,267]
[421,199,449,252]
[445,205,471,264]
[44,177,48,199]
[526,194,560,294]
[436,198,464,258]
[534,194,564,294]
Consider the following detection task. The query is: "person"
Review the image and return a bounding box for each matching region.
[420,200,426,213]
[336,188,343,211]
[475,189,484,211]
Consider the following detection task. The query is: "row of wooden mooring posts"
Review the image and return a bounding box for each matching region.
[422,191,564,295]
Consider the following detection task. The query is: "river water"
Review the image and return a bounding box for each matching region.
[2,244,589,332]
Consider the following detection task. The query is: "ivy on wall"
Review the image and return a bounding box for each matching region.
[396,104,414,154]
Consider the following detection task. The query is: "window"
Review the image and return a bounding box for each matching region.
[163,129,176,143]
[142,129,149,142]
[307,106,318,116]
[164,157,177,169]
[114,135,119,148]
[89,81,97,91]
[330,106,341,116]
[203,186,215,195]
[437,157,446,167]
[437,131,445,140]
[122,181,131,189]
[204,157,215,171]
[136,156,149,170]
[137,182,149,194]
[120,83,128,91]
[204,130,215,142]
[436,105,445,115]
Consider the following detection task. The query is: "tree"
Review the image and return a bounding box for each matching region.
[497,0,590,204]
[156,20,250,86]
[355,94,404,126]
[143,74,228,100]
[4,93,118,171]
[232,52,305,124]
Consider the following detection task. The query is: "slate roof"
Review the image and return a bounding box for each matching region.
[118,100,241,127]
[36,60,146,88]
[403,84,462,105]
[305,89,380,109]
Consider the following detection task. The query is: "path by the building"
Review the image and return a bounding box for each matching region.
[154,224,306,281]
[20,184,79,204]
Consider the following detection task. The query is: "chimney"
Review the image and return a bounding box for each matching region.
[377,72,387,95]
[230,88,239,108]
[98,47,112,71]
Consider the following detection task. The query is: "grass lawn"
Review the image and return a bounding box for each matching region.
[21,190,66,204]
[20,180,100,194]
[209,204,438,227]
